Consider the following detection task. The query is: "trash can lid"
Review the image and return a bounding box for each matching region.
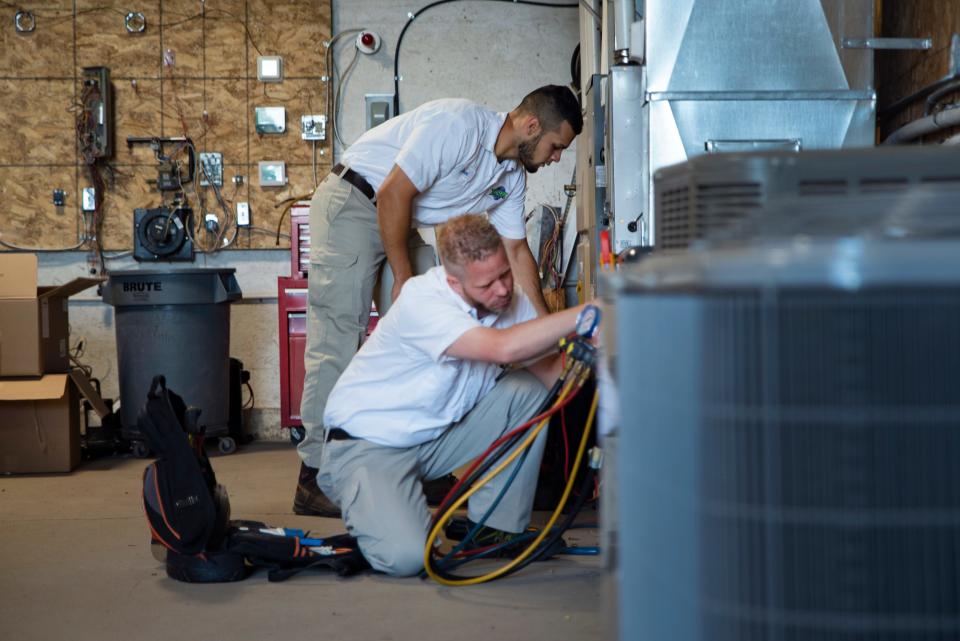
[107,268,237,277]
[101,268,242,306]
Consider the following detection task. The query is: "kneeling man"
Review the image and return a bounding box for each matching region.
[317,213,591,576]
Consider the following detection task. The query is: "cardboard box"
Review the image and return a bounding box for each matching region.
[0,373,81,474]
[0,254,100,376]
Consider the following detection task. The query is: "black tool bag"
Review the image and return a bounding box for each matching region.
[164,522,369,583]
[138,375,369,582]
[225,522,368,582]
[139,375,226,556]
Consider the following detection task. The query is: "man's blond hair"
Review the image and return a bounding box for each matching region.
[437,214,503,275]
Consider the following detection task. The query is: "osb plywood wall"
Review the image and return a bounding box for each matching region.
[878,0,960,141]
[0,0,331,251]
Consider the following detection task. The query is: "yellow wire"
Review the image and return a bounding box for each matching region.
[423,383,599,586]
[421,371,582,578]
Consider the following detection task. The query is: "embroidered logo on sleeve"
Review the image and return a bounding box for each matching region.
[489,186,507,200]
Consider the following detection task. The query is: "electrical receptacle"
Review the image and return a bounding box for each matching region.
[236,202,250,227]
[204,213,219,233]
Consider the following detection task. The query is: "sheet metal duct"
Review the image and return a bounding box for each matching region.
[604,0,878,252]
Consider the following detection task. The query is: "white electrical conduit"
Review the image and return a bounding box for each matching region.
[883,106,960,145]
[613,0,632,57]
[579,0,600,23]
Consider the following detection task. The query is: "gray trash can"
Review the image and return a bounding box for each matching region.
[102,269,242,455]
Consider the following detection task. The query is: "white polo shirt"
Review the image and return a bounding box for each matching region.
[323,266,538,447]
[341,98,527,239]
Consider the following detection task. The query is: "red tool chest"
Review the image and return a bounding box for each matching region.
[278,275,308,431]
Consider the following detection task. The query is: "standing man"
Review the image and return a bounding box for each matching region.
[293,86,583,516]
[317,214,595,575]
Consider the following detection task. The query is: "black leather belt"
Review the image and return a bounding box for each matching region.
[332,163,376,204]
[325,427,355,442]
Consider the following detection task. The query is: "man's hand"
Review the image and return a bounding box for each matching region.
[391,276,409,303]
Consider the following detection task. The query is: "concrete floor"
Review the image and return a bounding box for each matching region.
[0,442,608,641]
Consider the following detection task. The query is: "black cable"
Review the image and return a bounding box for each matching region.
[425,362,593,578]
[924,79,960,116]
[428,447,597,582]
[879,73,960,122]
[497,466,597,577]
[570,43,581,99]
[392,0,578,116]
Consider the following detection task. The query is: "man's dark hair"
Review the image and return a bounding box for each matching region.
[516,85,583,136]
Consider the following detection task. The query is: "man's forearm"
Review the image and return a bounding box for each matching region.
[377,195,414,284]
[447,304,583,365]
[500,304,582,362]
[507,241,550,317]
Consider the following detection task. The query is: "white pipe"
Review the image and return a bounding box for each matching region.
[579,0,602,86]
[883,107,960,145]
[579,0,600,24]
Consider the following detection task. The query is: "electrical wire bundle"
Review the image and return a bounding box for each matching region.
[422,335,600,586]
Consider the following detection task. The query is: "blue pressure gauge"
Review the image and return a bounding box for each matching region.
[575,304,601,339]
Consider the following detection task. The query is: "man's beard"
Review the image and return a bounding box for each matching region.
[518,132,543,173]
[462,289,512,317]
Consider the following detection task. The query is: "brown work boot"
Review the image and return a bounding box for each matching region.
[293,463,458,517]
[292,462,341,518]
[423,474,458,507]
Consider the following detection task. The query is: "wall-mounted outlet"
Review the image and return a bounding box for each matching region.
[236,202,250,227]
[82,187,96,211]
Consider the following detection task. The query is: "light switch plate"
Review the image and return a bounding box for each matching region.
[236,202,250,226]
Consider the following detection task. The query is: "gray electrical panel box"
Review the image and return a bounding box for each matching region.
[254,107,286,134]
[364,93,393,131]
[199,152,223,187]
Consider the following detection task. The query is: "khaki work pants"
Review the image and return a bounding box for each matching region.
[297,172,435,468]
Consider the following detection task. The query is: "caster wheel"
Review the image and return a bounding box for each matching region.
[289,426,305,445]
[217,436,237,455]
[132,441,150,458]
